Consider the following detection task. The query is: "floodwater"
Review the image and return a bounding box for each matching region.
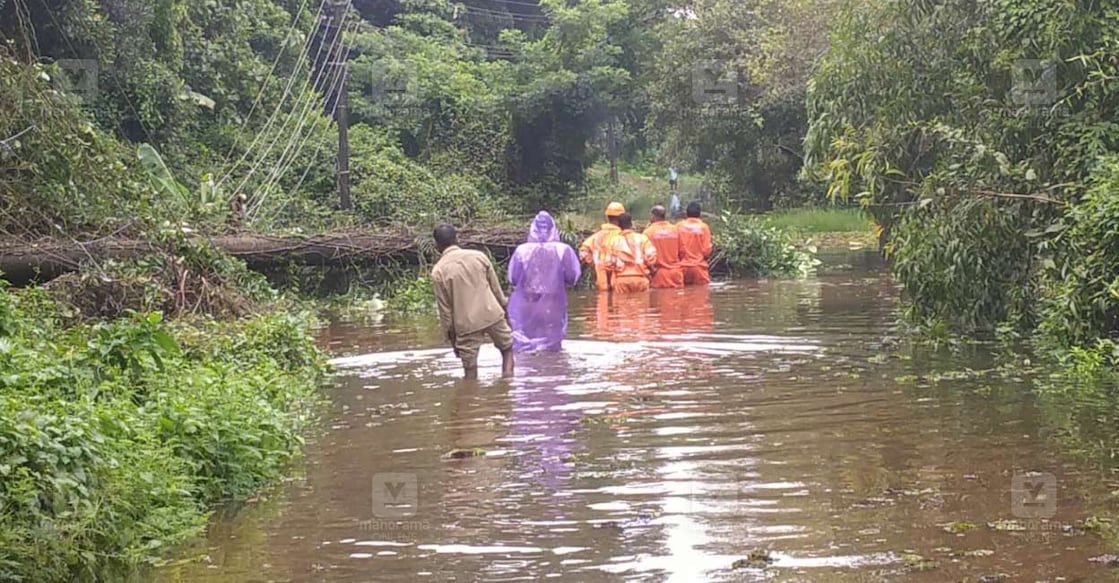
[158,251,1119,582]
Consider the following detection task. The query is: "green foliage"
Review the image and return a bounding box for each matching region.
[891,198,1039,334]
[648,0,839,211]
[346,125,493,225]
[1038,157,1119,351]
[714,211,819,277]
[761,207,871,234]
[803,0,1119,361]
[384,273,437,314]
[0,56,154,234]
[0,286,325,581]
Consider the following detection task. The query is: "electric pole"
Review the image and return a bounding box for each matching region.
[327,0,352,211]
[336,62,352,211]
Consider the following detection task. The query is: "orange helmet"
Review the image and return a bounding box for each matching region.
[605,202,626,217]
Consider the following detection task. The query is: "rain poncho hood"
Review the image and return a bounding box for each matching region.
[507,212,581,352]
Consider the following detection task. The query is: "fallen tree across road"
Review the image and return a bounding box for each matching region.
[0,228,734,286]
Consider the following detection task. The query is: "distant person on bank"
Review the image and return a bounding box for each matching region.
[579,202,625,292]
[507,211,582,353]
[668,166,679,192]
[431,224,515,379]
[669,190,681,219]
[644,205,684,289]
[606,213,657,293]
[677,202,713,286]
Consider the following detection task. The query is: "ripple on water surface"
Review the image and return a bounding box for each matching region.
[157,264,1119,582]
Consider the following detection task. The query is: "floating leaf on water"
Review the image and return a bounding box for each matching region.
[445,448,486,459]
[941,521,977,534]
[1080,516,1113,532]
[977,574,1009,583]
[731,549,774,569]
[901,553,939,571]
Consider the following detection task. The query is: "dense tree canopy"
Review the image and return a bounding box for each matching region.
[804,0,1119,357]
[5,0,1119,357]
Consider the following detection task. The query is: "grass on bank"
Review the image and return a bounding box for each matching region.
[760,207,874,234]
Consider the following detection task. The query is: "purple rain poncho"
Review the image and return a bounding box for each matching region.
[507,212,581,353]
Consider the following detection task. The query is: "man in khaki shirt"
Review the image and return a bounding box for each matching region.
[431,224,515,379]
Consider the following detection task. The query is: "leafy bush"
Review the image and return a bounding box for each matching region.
[714,211,819,277]
[0,285,326,581]
[1038,157,1119,351]
[384,273,437,314]
[0,57,154,235]
[348,125,492,225]
[891,198,1040,335]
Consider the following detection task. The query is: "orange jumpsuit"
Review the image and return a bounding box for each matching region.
[677,217,713,286]
[606,230,657,294]
[579,224,621,292]
[643,221,685,289]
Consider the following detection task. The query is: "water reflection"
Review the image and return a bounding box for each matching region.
[508,353,579,494]
[651,286,714,336]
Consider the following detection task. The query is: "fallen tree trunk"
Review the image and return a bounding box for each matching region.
[0,228,727,285]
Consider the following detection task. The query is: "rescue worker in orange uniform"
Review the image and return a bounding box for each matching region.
[579,202,625,292]
[677,201,713,286]
[606,213,657,294]
[643,205,684,289]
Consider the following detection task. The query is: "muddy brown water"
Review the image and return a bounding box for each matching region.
[157,252,1119,582]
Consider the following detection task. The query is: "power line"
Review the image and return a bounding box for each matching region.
[261,49,353,226]
[218,0,313,168]
[463,0,544,9]
[218,0,330,187]
[246,17,356,216]
[250,21,355,215]
[227,1,347,198]
[459,4,549,22]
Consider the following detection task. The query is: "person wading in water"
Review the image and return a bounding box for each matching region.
[678,202,714,286]
[579,202,625,292]
[431,224,515,379]
[644,205,684,289]
[605,213,658,294]
[507,211,582,353]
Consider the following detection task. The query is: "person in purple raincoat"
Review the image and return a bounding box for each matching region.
[507,211,581,353]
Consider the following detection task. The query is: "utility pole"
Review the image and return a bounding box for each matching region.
[327,0,352,211]
[336,62,352,211]
[607,116,619,184]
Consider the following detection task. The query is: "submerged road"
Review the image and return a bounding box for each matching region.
[157,251,1119,582]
